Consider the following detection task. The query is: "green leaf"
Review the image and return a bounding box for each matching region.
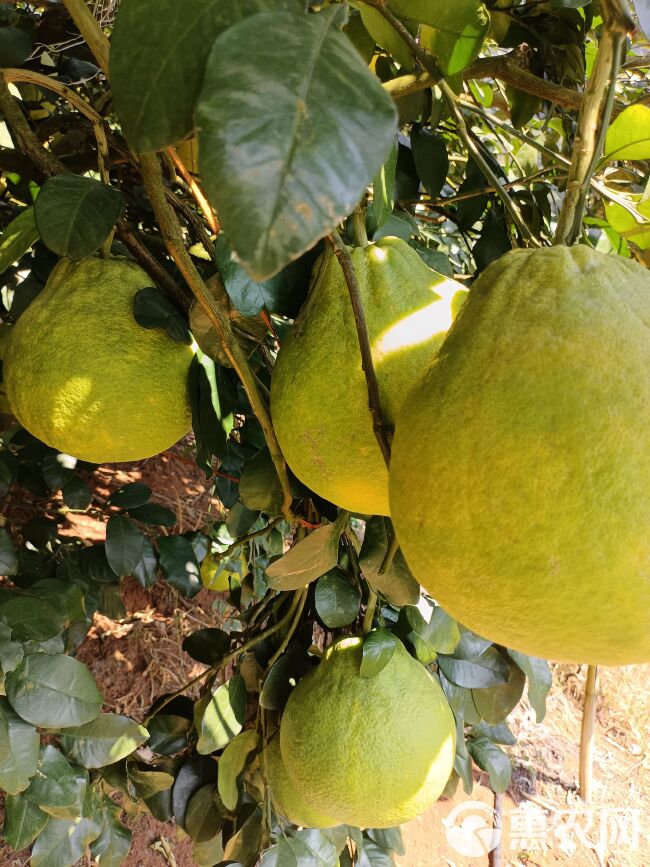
[24,746,87,819]
[360,5,415,69]
[30,794,102,867]
[128,765,175,801]
[147,714,192,755]
[357,840,395,867]
[189,350,234,475]
[182,627,231,665]
[0,697,39,794]
[172,755,218,830]
[196,675,246,753]
[222,807,262,865]
[396,604,460,664]
[134,286,192,344]
[108,482,152,509]
[451,628,492,659]
[61,475,93,510]
[215,232,293,317]
[218,728,259,810]
[0,26,32,67]
[239,448,284,515]
[197,7,397,279]
[158,535,201,596]
[0,207,39,276]
[416,1,490,76]
[439,671,481,725]
[3,793,48,851]
[90,799,132,867]
[33,175,124,260]
[111,0,302,151]
[372,141,398,230]
[437,646,510,689]
[6,653,103,728]
[359,518,420,607]
[506,650,552,723]
[604,104,650,161]
[468,721,516,746]
[472,658,525,724]
[315,570,361,628]
[466,736,512,793]
[266,518,345,590]
[259,646,312,710]
[133,537,159,588]
[105,515,146,578]
[360,629,398,678]
[126,502,177,527]
[367,827,405,856]
[604,197,650,250]
[411,127,449,198]
[185,784,224,843]
[0,526,17,575]
[0,595,65,641]
[59,713,149,768]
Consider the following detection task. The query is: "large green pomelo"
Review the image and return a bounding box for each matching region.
[271,237,467,515]
[4,257,193,463]
[390,245,650,665]
[280,636,455,828]
[262,737,339,829]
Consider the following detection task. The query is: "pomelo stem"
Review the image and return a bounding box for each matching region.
[579,664,599,803]
[353,206,369,247]
[362,589,378,635]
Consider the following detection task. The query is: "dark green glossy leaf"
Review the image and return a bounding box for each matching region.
[6,653,102,728]
[239,448,284,515]
[357,840,395,867]
[134,286,191,344]
[315,570,361,628]
[221,806,262,864]
[3,793,48,851]
[60,713,149,768]
[172,755,218,830]
[216,232,295,317]
[189,350,235,475]
[218,728,258,811]
[396,604,460,664]
[105,515,146,577]
[367,827,405,856]
[133,537,158,588]
[259,646,312,711]
[185,784,224,843]
[147,714,192,755]
[90,798,132,867]
[111,0,302,151]
[182,627,231,665]
[438,646,510,689]
[472,656,525,724]
[360,630,398,678]
[127,502,178,527]
[77,544,119,584]
[469,721,516,746]
[0,526,17,576]
[0,207,39,277]
[359,518,420,607]
[473,205,512,272]
[24,746,87,819]
[34,175,124,260]
[439,671,481,725]
[0,596,65,641]
[0,26,32,67]
[197,7,397,279]
[30,793,102,867]
[451,629,492,660]
[466,736,512,793]
[506,649,552,723]
[411,127,449,198]
[158,535,201,597]
[108,482,152,508]
[412,0,490,76]
[21,516,58,549]
[61,475,93,510]
[196,675,246,753]
[0,697,39,794]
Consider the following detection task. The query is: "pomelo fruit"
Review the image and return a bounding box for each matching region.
[390,245,650,665]
[271,237,467,515]
[4,257,193,463]
[280,636,455,828]
[262,737,338,829]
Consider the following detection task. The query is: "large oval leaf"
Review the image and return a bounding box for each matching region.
[197,8,397,279]
[0,697,39,795]
[59,713,149,768]
[5,653,103,729]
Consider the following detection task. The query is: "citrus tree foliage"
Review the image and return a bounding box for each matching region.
[0,0,648,865]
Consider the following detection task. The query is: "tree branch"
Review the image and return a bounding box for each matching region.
[139,152,294,519]
[61,0,110,78]
[328,230,392,468]
[0,72,65,177]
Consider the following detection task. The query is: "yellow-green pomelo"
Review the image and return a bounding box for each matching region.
[271,237,467,515]
[200,553,243,592]
[4,257,193,463]
[390,246,650,666]
[262,737,338,829]
[280,636,455,828]
[0,323,13,414]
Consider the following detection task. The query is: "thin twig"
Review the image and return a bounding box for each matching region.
[362,589,378,635]
[138,152,294,519]
[555,1,632,245]
[215,517,284,563]
[440,81,540,247]
[378,530,399,577]
[263,589,308,676]
[580,664,599,803]
[167,146,220,235]
[365,0,442,78]
[328,230,392,468]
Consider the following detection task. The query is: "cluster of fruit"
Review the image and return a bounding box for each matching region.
[3,237,649,830]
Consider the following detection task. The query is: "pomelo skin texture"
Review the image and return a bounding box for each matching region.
[263,737,339,829]
[271,237,467,515]
[4,257,193,463]
[389,245,650,666]
[280,636,455,828]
